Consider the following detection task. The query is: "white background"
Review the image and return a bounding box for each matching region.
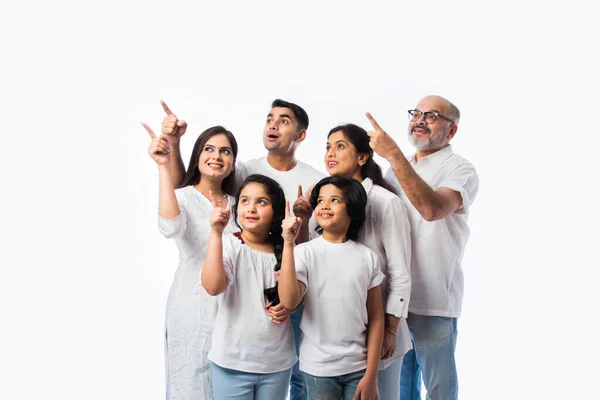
[1,1,598,399]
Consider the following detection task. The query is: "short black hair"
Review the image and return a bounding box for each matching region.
[309,175,367,241]
[271,99,309,131]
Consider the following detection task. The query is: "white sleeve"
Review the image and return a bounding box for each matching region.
[380,197,411,318]
[293,245,309,289]
[368,250,385,290]
[437,162,479,215]
[222,235,237,287]
[157,189,187,238]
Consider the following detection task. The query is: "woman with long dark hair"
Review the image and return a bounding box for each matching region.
[323,123,413,399]
[143,122,239,400]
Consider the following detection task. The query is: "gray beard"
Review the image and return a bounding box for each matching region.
[408,130,446,151]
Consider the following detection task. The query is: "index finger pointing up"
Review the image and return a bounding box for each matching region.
[365,112,382,131]
[141,122,157,139]
[160,100,177,118]
[297,184,303,199]
[285,200,290,218]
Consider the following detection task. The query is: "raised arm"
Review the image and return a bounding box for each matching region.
[201,193,232,296]
[142,123,180,219]
[160,100,188,188]
[278,201,306,310]
[366,112,462,221]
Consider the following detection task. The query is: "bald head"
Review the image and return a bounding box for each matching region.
[418,95,460,124]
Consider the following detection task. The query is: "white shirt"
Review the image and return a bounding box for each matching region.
[385,145,479,317]
[358,178,413,369]
[208,234,297,373]
[294,237,385,377]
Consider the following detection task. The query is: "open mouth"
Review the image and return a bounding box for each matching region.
[326,161,338,168]
[207,163,223,169]
[318,213,334,219]
[266,133,279,141]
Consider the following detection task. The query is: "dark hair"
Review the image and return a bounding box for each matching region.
[179,126,238,194]
[309,175,367,241]
[233,174,286,306]
[271,99,309,132]
[327,124,397,195]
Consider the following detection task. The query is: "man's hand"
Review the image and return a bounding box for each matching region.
[292,185,313,223]
[365,112,401,160]
[161,100,187,144]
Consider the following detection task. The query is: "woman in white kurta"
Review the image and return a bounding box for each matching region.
[322,123,412,400]
[143,122,239,400]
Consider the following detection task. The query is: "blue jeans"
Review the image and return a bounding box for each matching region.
[400,349,422,400]
[302,369,365,400]
[289,304,306,400]
[211,363,292,399]
[378,357,402,400]
[400,313,458,400]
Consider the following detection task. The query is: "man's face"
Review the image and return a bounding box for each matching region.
[407,97,455,152]
[263,107,302,154]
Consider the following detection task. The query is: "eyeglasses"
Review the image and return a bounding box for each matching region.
[408,109,454,124]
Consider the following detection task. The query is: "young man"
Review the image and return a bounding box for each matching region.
[163,98,324,400]
[366,95,479,400]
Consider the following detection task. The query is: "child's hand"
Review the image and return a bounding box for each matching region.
[209,190,230,233]
[353,376,378,400]
[265,302,290,324]
[282,200,302,244]
[142,123,170,165]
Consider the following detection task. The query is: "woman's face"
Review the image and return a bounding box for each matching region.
[324,130,364,180]
[197,133,235,181]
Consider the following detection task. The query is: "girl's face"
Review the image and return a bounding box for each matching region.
[324,130,365,181]
[198,133,235,180]
[314,184,351,235]
[237,182,274,234]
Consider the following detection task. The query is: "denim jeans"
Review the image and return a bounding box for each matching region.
[400,313,459,400]
[378,357,402,400]
[399,349,422,400]
[289,304,306,400]
[211,363,292,399]
[302,369,365,400]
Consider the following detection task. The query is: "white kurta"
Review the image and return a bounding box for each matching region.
[157,186,237,400]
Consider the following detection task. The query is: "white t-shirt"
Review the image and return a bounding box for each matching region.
[385,145,479,317]
[208,233,297,373]
[358,178,413,369]
[294,236,385,377]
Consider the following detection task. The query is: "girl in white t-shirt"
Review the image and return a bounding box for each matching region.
[278,175,385,400]
[201,174,296,399]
